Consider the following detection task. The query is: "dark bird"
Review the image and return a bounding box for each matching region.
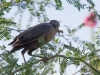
[8,20,63,63]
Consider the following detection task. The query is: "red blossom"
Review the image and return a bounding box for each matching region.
[84,12,97,28]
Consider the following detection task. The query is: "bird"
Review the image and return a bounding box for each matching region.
[8,20,63,63]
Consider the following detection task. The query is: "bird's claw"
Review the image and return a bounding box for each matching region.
[58,30,63,33]
[42,56,48,63]
[58,30,63,36]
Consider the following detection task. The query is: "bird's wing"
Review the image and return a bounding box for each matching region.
[8,27,33,45]
[13,23,52,46]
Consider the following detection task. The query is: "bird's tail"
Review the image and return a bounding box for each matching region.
[10,47,16,53]
[8,41,14,45]
[10,46,23,53]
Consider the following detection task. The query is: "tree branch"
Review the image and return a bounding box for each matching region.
[11,54,100,75]
[56,55,100,74]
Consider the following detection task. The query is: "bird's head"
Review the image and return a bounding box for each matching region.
[49,20,60,30]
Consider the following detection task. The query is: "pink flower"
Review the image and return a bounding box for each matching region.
[84,12,97,28]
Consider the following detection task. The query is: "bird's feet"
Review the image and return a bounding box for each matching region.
[42,56,48,63]
[58,30,63,36]
[58,30,63,33]
[31,54,48,63]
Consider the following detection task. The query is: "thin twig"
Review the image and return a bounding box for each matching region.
[73,66,86,75]
[62,35,71,46]
[6,27,24,32]
[0,27,24,32]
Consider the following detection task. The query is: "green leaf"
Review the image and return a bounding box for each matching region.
[71,23,84,34]
[60,58,67,75]
[0,45,6,50]
[15,0,20,3]
[66,0,86,10]
[87,0,95,7]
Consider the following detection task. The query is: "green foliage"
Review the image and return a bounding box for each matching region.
[60,58,67,75]
[87,0,95,7]
[0,0,100,75]
[54,0,62,10]
[0,51,19,75]
[0,2,12,16]
[66,0,86,11]
[0,18,16,40]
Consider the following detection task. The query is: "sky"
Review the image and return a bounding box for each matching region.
[1,0,100,75]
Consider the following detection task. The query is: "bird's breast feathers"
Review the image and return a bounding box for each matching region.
[44,27,57,43]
